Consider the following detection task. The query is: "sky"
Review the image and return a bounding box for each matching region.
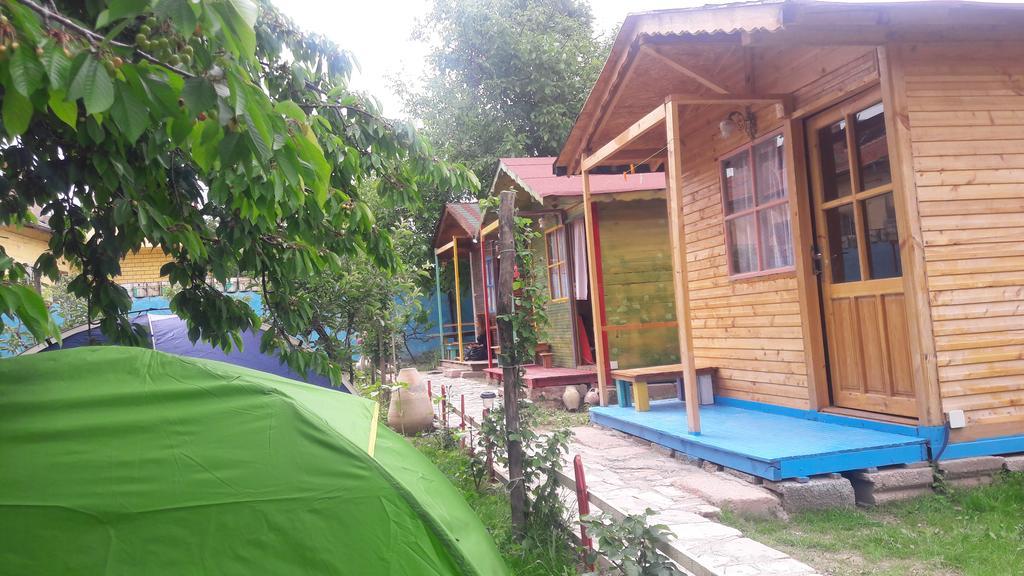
[273,0,697,117]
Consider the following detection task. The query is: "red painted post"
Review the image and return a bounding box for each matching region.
[427,380,432,401]
[574,454,593,564]
[441,385,448,428]
[483,408,495,483]
[479,235,494,369]
[460,394,466,449]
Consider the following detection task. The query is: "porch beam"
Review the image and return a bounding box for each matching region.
[581,104,666,172]
[665,92,792,108]
[479,230,494,368]
[581,164,610,407]
[640,44,729,95]
[434,240,455,255]
[480,220,499,237]
[664,101,701,435]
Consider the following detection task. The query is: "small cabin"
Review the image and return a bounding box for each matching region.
[551,0,1024,479]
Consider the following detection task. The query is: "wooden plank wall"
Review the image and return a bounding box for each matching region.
[672,45,878,409]
[596,199,679,369]
[531,229,575,368]
[898,41,1024,439]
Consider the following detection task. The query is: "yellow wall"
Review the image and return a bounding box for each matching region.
[116,246,172,284]
[0,225,56,270]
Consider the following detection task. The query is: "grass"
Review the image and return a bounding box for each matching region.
[721,471,1024,576]
[411,434,580,576]
[532,404,591,431]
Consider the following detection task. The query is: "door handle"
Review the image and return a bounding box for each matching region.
[811,246,824,276]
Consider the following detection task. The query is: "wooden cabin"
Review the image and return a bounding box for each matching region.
[431,202,490,375]
[482,158,676,392]
[553,0,1024,479]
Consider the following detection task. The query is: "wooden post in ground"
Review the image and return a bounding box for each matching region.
[581,165,609,406]
[664,100,701,434]
[496,189,527,535]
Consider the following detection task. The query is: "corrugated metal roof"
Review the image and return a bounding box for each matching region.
[445,202,482,236]
[498,157,665,200]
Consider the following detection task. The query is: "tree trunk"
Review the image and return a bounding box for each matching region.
[496,190,527,535]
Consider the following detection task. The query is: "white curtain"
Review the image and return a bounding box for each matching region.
[571,219,588,300]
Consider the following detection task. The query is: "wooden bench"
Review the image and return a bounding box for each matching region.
[610,364,716,412]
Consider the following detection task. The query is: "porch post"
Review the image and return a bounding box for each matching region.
[581,163,609,407]
[434,253,445,359]
[452,236,464,361]
[479,232,494,368]
[664,100,701,434]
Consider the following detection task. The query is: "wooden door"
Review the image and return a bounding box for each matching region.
[806,90,917,418]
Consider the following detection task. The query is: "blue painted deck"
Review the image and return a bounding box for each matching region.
[590,400,928,481]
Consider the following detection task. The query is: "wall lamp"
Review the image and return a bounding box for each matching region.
[719,107,757,141]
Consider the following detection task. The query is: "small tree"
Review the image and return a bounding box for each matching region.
[0,0,476,384]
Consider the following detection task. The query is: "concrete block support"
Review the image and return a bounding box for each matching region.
[763,476,855,513]
[847,465,935,506]
[938,456,1006,488]
[1004,454,1024,473]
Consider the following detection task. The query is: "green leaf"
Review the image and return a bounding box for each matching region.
[182,77,217,114]
[110,86,149,143]
[275,100,307,123]
[9,44,45,96]
[210,2,256,59]
[41,42,72,89]
[68,55,115,115]
[155,0,198,37]
[229,0,259,27]
[48,90,77,130]
[2,88,33,136]
[96,0,151,28]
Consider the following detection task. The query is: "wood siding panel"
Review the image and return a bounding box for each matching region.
[902,41,1024,436]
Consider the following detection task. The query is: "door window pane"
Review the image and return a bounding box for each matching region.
[754,134,786,204]
[758,204,793,270]
[863,192,902,279]
[727,214,758,274]
[819,120,852,201]
[855,103,892,191]
[722,150,753,215]
[825,203,861,283]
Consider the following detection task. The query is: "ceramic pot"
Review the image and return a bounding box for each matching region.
[562,385,582,412]
[387,368,433,435]
[583,387,599,406]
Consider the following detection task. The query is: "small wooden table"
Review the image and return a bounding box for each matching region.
[610,364,716,412]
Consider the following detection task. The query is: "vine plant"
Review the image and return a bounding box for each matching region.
[476,195,570,541]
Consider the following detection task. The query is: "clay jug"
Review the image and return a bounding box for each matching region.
[583,387,599,406]
[387,368,434,435]
[562,385,582,412]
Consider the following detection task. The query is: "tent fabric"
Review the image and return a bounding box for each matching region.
[36,313,341,392]
[0,347,507,576]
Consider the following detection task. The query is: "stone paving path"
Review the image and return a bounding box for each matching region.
[425,372,821,576]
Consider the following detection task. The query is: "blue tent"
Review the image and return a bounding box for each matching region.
[27,313,347,393]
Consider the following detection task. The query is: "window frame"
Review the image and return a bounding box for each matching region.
[544,224,570,303]
[719,130,796,280]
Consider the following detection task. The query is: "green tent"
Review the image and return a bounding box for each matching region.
[0,347,507,576]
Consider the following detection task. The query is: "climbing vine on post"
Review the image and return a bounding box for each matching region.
[0,0,477,383]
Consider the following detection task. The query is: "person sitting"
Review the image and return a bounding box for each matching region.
[464,315,489,361]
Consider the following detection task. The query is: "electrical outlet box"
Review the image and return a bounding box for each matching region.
[609,360,619,370]
[947,409,966,429]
